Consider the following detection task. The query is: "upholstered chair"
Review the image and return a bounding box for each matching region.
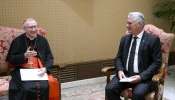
[102,24,175,100]
[0,26,62,99]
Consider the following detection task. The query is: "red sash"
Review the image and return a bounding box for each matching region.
[22,57,60,100]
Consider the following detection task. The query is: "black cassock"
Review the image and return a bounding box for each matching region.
[6,33,54,100]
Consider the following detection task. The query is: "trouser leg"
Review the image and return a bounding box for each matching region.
[132,80,154,100]
[105,75,131,100]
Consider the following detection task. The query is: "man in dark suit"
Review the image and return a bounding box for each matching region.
[105,12,162,100]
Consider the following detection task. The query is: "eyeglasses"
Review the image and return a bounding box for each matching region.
[25,26,37,29]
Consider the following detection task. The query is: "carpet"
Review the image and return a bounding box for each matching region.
[0,81,169,100]
[61,82,106,100]
[61,81,169,100]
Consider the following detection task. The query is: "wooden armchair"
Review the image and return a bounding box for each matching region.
[102,24,175,100]
[0,26,63,99]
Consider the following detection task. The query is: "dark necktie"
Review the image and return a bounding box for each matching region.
[128,37,137,76]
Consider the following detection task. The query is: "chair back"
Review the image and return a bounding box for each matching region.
[144,24,174,81]
[0,26,46,73]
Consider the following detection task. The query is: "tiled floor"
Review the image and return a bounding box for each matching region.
[61,66,175,100]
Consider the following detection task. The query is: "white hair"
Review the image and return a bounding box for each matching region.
[23,18,37,27]
[128,12,145,28]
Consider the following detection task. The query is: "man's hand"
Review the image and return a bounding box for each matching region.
[24,46,37,58]
[130,75,142,84]
[118,71,126,80]
[37,68,47,76]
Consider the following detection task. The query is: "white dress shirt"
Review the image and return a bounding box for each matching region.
[126,30,144,73]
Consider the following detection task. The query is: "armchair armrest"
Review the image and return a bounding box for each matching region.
[152,63,166,100]
[51,64,65,81]
[101,66,115,84]
[152,63,166,83]
[101,66,115,75]
[53,64,65,71]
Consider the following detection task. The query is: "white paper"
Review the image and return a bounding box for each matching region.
[119,78,133,82]
[20,69,48,81]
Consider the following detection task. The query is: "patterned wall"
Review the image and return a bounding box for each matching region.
[0,0,161,65]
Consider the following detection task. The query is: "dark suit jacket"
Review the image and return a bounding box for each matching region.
[6,33,54,73]
[115,31,162,81]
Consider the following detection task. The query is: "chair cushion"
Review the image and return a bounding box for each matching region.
[0,76,11,96]
[120,84,164,100]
